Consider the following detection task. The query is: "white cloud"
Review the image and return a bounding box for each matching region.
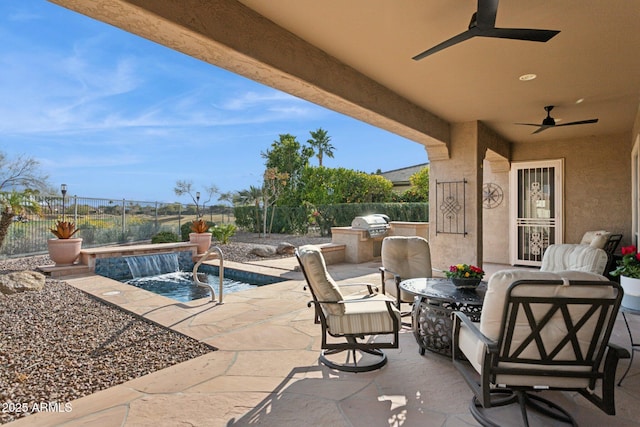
[219,91,298,111]
[8,10,42,22]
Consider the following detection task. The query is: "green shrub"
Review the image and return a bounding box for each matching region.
[211,224,237,244]
[234,203,428,234]
[151,231,180,243]
[180,222,192,241]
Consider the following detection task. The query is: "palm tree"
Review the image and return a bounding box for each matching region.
[236,186,263,234]
[307,128,335,167]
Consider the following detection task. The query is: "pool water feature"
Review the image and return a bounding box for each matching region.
[125,252,179,277]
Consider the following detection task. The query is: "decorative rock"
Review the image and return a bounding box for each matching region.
[0,270,46,295]
[249,242,295,257]
[276,242,295,255]
[250,244,277,257]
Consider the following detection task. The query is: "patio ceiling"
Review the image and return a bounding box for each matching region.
[50,0,640,147]
[236,0,640,144]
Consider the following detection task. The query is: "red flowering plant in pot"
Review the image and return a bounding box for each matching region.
[609,245,640,310]
[445,263,485,289]
[609,245,640,279]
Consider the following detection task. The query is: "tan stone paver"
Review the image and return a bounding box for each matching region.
[6,260,640,427]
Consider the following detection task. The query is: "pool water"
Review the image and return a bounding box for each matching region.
[122,262,286,303]
[125,271,258,302]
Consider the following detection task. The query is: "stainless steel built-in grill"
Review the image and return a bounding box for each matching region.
[351,214,390,238]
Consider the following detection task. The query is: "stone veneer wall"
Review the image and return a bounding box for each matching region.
[95,251,194,281]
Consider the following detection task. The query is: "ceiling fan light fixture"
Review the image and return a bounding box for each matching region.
[575,98,584,104]
[519,73,537,81]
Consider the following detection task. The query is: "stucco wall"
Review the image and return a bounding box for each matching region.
[482,162,510,264]
[429,122,482,271]
[511,132,631,247]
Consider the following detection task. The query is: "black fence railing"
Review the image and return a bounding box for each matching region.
[1,194,234,258]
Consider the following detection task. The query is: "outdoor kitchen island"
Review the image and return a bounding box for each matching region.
[331,218,429,263]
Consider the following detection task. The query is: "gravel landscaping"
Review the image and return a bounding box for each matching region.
[0,232,330,424]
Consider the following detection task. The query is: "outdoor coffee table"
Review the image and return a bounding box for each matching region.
[400,277,486,356]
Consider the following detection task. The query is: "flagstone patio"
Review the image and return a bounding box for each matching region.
[7,259,640,427]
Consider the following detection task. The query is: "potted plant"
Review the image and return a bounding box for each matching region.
[609,245,640,310]
[445,263,485,289]
[47,220,82,266]
[189,218,212,254]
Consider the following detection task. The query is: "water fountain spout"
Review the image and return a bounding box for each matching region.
[125,253,179,278]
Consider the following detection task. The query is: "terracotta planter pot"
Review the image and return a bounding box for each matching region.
[620,276,640,311]
[189,232,212,254]
[47,238,82,266]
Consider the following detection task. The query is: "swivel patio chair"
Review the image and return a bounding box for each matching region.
[452,269,629,426]
[379,236,432,315]
[296,245,401,372]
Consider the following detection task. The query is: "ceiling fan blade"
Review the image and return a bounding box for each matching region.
[515,122,543,127]
[532,125,552,134]
[412,31,474,61]
[482,27,560,42]
[476,0,499,28]
[555,118,599,127]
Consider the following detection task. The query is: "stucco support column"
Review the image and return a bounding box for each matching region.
[428,122,484,272]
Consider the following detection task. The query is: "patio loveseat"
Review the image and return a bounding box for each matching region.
[540,243,609,275]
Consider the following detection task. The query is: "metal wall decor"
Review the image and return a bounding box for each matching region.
[436,179,467,235]
[482,183,503,209]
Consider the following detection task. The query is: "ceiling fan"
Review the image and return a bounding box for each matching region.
[412,0,560,61]
[516,106,599,134]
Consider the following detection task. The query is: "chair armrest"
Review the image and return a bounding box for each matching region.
[452,311,498,352]
[336,282,379,294]
[379,266,402,280]
[606,342,630,360]
[587,342,633,415]
[379,266,400,294]
[312,295,395,305]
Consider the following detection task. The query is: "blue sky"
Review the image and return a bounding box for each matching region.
[1,1,428,204]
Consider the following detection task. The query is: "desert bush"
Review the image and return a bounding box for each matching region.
[151,231,180,243]
[211,224,237,244]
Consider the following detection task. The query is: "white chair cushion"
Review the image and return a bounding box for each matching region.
[381,236,432,300]
[580,230,610,248]
[326,294,401,335]
[457,319,484,374]
[464,269,611,388]
[298,245,345,315]
[589,233,610,249]
[540,244,608,274]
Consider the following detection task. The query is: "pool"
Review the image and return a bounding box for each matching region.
[97,251,286,302]
[125,270,260,302]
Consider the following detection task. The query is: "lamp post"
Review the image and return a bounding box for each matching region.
[60,184,67,222]
[196,192,201,218]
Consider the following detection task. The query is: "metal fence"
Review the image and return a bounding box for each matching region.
[1,194,234,258]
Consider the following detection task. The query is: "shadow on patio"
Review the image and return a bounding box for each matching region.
[8,259,640,427]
